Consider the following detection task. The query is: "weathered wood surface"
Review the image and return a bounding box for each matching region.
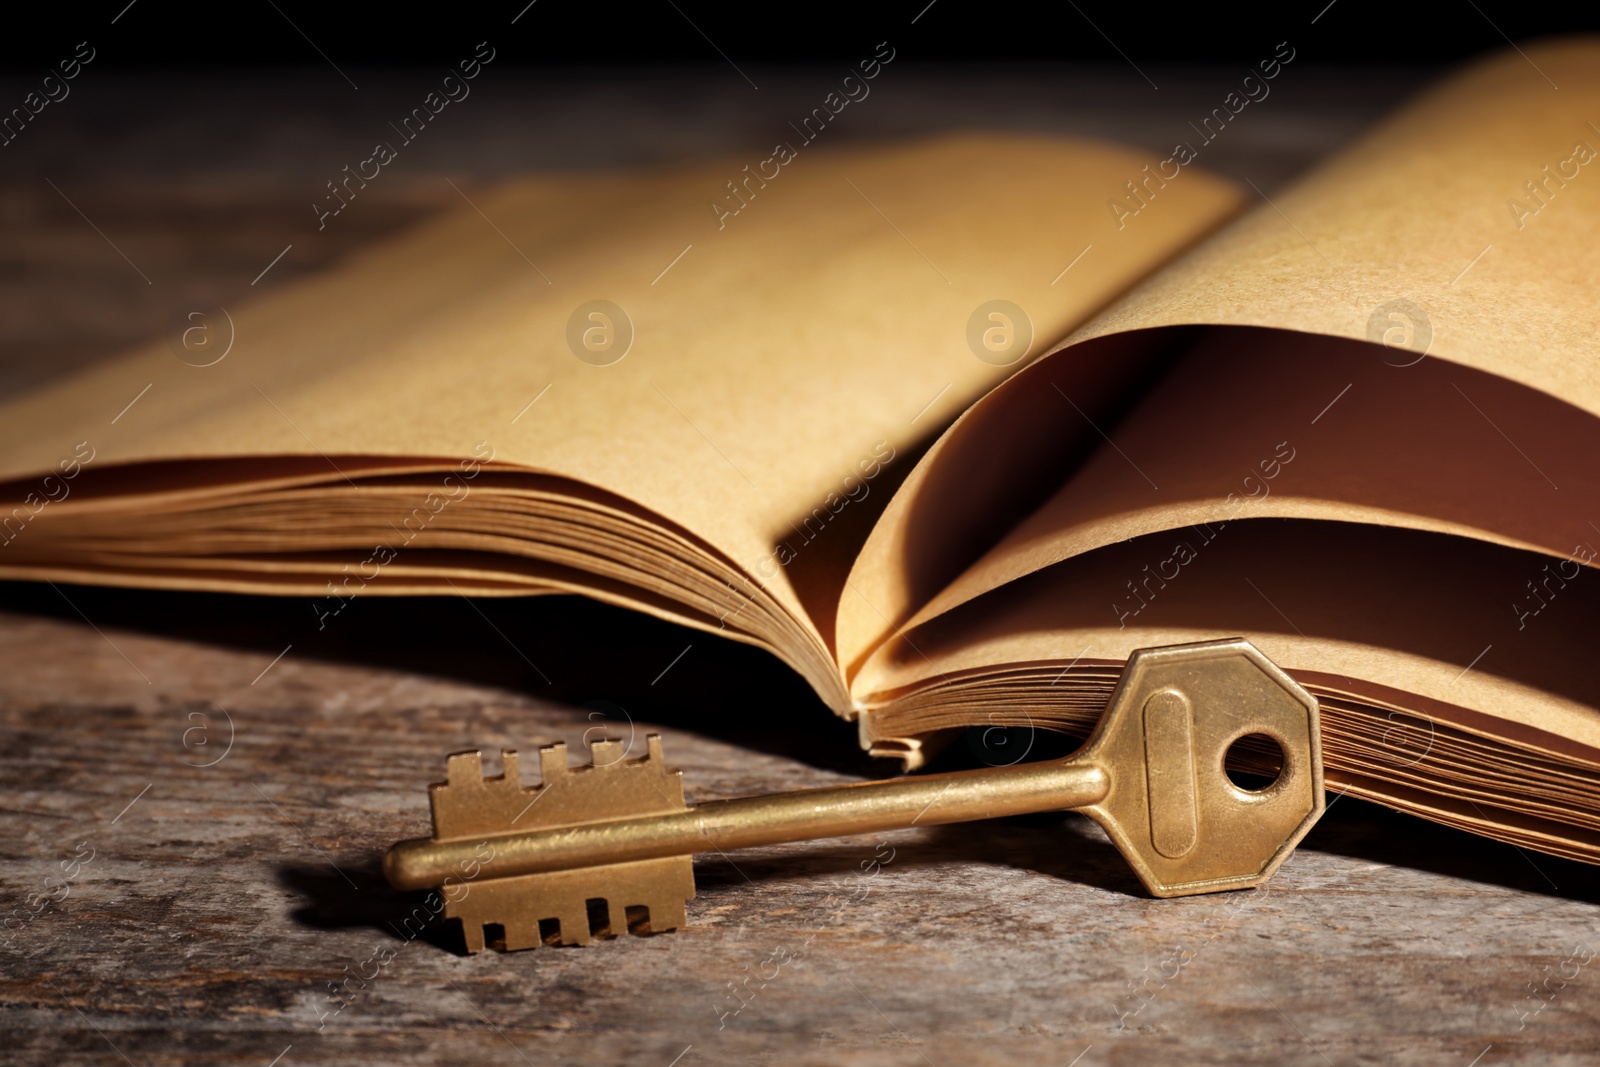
[3,589,1600,1066]
[4,67,1600,1065]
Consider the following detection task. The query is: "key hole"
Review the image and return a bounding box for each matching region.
[1224,732,1286,792]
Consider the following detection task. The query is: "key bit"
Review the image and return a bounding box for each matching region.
[403,735,694,952]
[386,638,1325,951]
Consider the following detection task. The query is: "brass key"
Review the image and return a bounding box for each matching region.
[385,639,1324,952]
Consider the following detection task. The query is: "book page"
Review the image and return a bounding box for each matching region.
[854,520,1600,858]
[899,324,1600,638]
[0,134,1242,706]
[846,38,1600,676]
[858,521,1600,746]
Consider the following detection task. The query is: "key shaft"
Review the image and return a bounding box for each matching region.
[386,759,1109,890]
[385,637,1327,949]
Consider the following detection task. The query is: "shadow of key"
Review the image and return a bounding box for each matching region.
[278,858,467,955]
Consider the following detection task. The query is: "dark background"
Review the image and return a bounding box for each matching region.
[1,0,1596,749]
[2,0,1595,71]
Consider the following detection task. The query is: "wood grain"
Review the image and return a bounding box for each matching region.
[3,587,1600,1066]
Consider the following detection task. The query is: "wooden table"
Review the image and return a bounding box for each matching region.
[4,66,1599,1066]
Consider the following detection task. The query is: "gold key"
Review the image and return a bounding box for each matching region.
[385,638,1324,952]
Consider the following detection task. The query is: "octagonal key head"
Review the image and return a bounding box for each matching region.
[1076,638,1324,897]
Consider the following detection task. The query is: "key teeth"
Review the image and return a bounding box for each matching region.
[608,899,628,938]
[539,743,567,783]
[590,739,625,767]
[650,896,688,932]
[502,922,540,952]
[451,888,690,954]
[436,749,523,791]
[566,906,593,946]
[444,750,482,786]
[520,898,683,949]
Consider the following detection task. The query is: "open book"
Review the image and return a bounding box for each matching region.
[4,41,1598,862]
